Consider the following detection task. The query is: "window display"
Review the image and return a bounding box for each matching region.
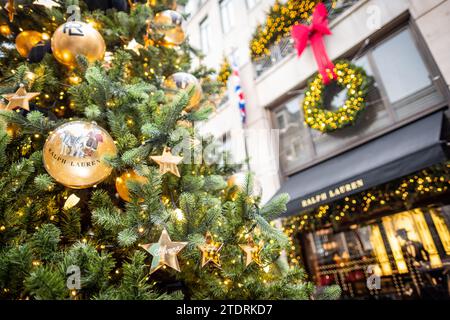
[305,206,450,298]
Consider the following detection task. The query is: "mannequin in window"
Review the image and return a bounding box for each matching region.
[396,229,430,267]
[396,228,430,297]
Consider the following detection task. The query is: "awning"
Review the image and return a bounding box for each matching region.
[276,111,448,218]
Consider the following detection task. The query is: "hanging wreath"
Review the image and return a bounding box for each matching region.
[302,60,371,133]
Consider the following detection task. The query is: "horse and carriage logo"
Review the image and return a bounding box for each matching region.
[59,128,104,158]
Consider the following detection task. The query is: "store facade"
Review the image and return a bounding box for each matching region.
[185,0,450,299]
[271,10,450,299]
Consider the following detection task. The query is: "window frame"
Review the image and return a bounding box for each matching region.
[199,16,211,54]
[219,0,235,34]
[271,21,449,177]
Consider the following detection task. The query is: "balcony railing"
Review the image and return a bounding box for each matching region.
[253,0,361,78]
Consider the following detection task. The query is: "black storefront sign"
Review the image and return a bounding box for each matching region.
[276,111,448,217]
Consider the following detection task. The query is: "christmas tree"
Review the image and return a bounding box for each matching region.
[0,0,340,300]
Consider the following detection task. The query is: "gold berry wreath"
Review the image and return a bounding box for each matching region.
[303,60,370,133]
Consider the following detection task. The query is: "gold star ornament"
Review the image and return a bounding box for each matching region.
[239,236,264,267]
[198,232,223,268]
[5,0,16,22]
[33,0,60,9]
[125,38,144,55]
[150,147,183,177]
[2,84,40,111]
[140,229,187,274]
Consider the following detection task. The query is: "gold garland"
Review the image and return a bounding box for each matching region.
[303,60,369,133]
[250,0,335,61]
[217,57,232,86]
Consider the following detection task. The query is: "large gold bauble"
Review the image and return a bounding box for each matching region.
[51,21,106,67]
[115,170,148,202]
[164,72,202,111]
[15,31,46,57]
[43,121,117,189]
[153,10,186,47]
[227,172,263,198]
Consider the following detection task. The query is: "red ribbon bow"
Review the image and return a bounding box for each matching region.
[291,3,337,84]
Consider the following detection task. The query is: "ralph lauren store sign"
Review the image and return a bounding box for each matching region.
[301,179,365,209]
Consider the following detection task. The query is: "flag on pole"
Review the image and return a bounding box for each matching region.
[232,64,247,124]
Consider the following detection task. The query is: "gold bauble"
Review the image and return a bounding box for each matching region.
[0,24,12,37]
[51,21,106,67]
[1,117,19,138]
[164,72,202,111]
[115,170,148,202]
[43,121,117,189]
[153,10,186,47]
[6,123,20,138]
[15,31,46,58]
[227,172,263,198]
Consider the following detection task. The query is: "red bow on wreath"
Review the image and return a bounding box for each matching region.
[291,3,337,84]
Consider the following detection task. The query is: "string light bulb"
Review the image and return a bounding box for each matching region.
[175,208,184,221]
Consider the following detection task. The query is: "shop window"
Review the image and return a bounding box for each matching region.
[429,206,450,256]
[305,206,450,298]
[370,225,393,276]
[311,226,378,267]
[372,29,444,121]
[382,209,443,270]
[372,29,431,104]
[273,95,314,170]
